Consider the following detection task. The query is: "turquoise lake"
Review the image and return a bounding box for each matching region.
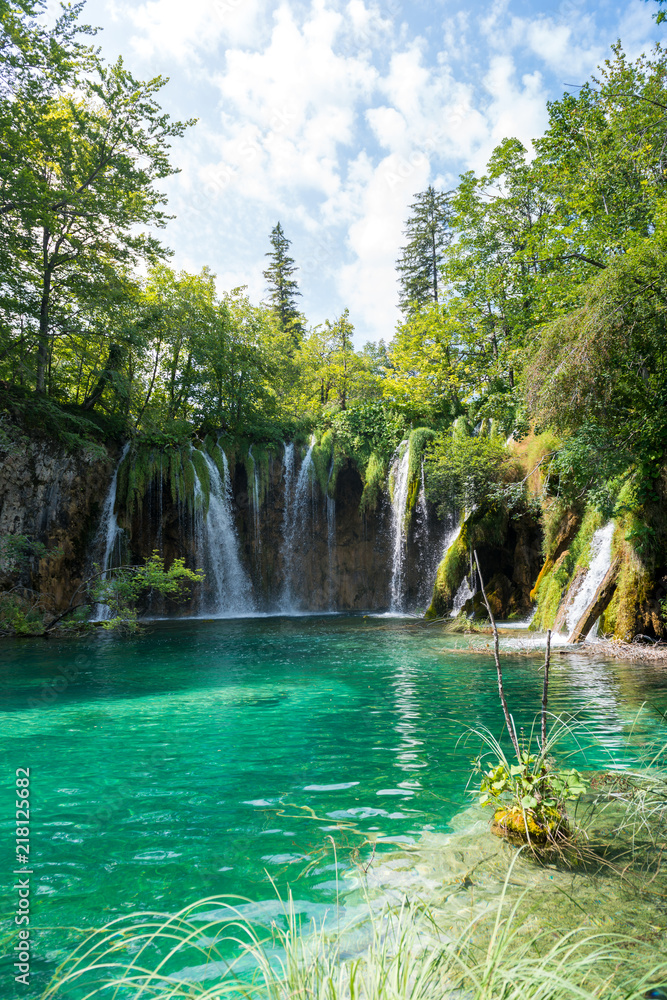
[1,616,666,995]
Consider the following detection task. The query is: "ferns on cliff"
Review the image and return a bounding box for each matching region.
[359,451,386,514]
[311,430,334,496]
[406,427,437,524]
[248,444,272,507]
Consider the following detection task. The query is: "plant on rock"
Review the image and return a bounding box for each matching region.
[474,727,586,844]
[471,550,586,844]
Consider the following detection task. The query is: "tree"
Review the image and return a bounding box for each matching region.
[396,185,453,315]
[649,0,666,23]
[383,303,467,423]
[0,2,195,393]
[262,222,303,345]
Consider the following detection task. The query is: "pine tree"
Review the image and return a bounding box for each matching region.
[263,222,303,344]
[396,186,453,316]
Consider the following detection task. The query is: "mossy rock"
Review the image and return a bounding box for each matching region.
[491,807,567,845]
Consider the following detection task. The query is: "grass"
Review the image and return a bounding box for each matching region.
[39,852,667,1000]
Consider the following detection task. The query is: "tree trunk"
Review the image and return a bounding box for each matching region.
[567,556,621,643]
[36,228,52,393]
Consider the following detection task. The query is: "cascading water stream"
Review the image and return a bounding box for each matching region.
[565,521,615,638]
[389,440,410,612]
[195,451,254,615]
[91,442,130,621]
[280,439,315,612]
[248,446,262,552]
[326,454,336,609]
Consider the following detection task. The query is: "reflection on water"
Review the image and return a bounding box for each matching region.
[0,617,665,994]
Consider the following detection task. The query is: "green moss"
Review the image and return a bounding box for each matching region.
[531,507,604,631]
[404,428,437,527]
[312,430,334,496]
[167,448,180,503]
[360,452,386,514]
[182,456,196,510]
[408,428,436,487]
[425,531,468,618]
[328,444,349,499]
[210,444,226,479]
[116,451,131,514]
[203,433,218,458]
[248,445,271,507]
[425,506,508,619]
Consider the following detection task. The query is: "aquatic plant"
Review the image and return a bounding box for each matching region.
[471,552,586,844]
[39,868,667,1000]
[473,725,587,844]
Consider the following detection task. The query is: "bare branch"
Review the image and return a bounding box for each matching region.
[474,549,521,760]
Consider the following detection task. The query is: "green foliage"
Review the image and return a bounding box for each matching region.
[0,388,112,455]
[262,222,303,343]
[311,430,334,497]
[91,553,203,632]
[331,402,406,470]
[0,592,47,636]
[0,534,48,575]
[359,451,386,514]
[472,719,586,842]
[477,749,586,837]
[650,0,667,23]
[426,432,511,517]
[396,185,453,315]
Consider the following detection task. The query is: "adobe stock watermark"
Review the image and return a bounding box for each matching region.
[13,768,32,988]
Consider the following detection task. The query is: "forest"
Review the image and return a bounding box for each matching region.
[3,5,667,1000]
[1,0,666,636]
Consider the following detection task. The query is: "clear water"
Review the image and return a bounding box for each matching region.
[1,616,666,995]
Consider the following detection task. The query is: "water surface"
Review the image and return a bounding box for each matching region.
[0,616,665,994]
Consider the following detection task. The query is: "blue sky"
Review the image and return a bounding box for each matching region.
[70,0,661,343]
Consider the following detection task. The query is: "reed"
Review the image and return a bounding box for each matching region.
[40,866,667,1000]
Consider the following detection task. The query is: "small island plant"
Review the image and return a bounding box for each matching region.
[471,551,587,845]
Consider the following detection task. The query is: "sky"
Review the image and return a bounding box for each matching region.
[61,0,662,344]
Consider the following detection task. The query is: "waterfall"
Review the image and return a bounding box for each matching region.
[98,442,130,574]
[451,576,473,616]
[389,440,410,612]
[565,521,615,637]
[326,454,336,609]
[195,452,255,616]
[91,442,130,620]
[248,446,262,551]
[280,439,315,612]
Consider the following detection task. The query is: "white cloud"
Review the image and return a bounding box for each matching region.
[338,151,430,341]
[114,0,270,63]
[82,0,664,343]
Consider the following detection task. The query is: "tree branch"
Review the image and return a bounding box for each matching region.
[474,549,521,760]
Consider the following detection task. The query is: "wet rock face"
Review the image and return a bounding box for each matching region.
[130,454,395,613]
[0,426,115,609]
[468,516,544,619]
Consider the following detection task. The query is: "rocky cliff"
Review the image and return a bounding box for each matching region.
[0,419,115,610]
